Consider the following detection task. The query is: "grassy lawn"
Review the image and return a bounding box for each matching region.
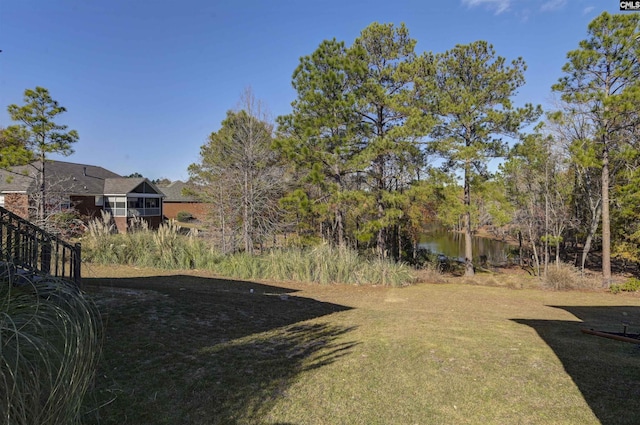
[82,264,640,425]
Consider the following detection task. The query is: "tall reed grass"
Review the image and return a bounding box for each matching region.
[233,246,414,286]
[0,264,102,425]
[194,245,416,286]
[84,217,416,286]
[83,216,221,270]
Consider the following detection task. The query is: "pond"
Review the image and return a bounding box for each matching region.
[418,227,514,264]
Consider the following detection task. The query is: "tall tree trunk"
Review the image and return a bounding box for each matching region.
[219,184,227,254]
[335,204,345,249]
[518,230,523,266]
[464,164,474,276]
[544,192,549,278]
[601,144,611,286]
[377,199,386,258]
[581,201,602,274]
[528,226,541,277]
[397,224,402,262]
[39,153,46,223]
[243,169,252,254]
[333,173,345,249]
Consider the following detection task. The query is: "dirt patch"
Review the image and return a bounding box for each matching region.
[92,287,169,308]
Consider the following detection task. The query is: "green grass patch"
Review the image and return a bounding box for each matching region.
[82,265,640,424]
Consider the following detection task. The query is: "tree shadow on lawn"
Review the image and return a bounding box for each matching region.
[82,275,357,425]
[514,305,640,425]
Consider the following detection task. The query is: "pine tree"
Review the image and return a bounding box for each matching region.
[552,11,640,286]
[420,41,541,275]
[4,87,79,223]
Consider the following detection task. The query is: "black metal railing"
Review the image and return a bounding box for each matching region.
[0,206,81,286]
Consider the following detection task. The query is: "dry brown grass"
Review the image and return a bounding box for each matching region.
[81,263,640,425]
[542,262,603,291]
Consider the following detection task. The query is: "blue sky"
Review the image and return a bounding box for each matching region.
[0,0,627,181]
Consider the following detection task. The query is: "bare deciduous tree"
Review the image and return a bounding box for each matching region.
[188,89,287,253]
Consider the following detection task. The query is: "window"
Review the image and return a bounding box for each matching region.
[128,197,143,208]
[131,182,159,194]
[45,195,70,213]
[144,198,158,208]
[127,197,143,216]
[105,196,161,217]
[105,196,127,216]
[95,196,104,206]
[0,195,4,208]
[143,197,161,216]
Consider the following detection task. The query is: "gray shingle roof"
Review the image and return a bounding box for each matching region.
[0,160,122,195]
[0,160,166,198]
[104,178,165,196]
[156,180,199,202]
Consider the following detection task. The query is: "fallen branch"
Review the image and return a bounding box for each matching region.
[581,328,640,344]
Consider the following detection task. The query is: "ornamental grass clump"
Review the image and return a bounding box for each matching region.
[84,225,415,286]
[0,265,102,425]
[182,229,223,269]
[84,218,220,269]
[84,211,118,263]
[215,252,266,280]
[153,220,181,268]
[542,262,600,290]
[221,244,415,286]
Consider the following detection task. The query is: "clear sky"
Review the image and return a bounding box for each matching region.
[0,0,628,181]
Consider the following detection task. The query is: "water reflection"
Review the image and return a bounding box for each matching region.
[418,228,512,264]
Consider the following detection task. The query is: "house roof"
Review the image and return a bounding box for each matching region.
[104,178,165,197]
[156,180,199,202]
[0,160,122,195]
[0,160,165,198]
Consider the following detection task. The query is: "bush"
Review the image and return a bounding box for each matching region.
[542,262,599,290]
[45,209,87,239]
[0,265,102,424]
[610,278,640,294]
[176,211,194,222]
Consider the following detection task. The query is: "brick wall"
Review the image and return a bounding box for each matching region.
[4,193,29,219]
[113,215,164,233]
[163,202,211,221]
[71,195,102,219]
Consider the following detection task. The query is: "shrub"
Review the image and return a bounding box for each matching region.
[45,210,86,239]
[542,262,599,290]
[0,266,102,424]
[407,248,439,269]
[176,211,194,222]
[610,278,640,294]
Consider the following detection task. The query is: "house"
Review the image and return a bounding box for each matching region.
[0,160,165,233]
[157,180,209,221]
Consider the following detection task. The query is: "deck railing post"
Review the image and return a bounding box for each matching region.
[12,226,20,265]
[74,242,82,288]
[40,237,52,274]
[0,206,82,288]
